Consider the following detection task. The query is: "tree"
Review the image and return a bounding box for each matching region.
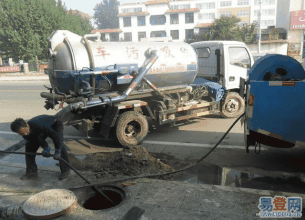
[94,0,120,29]
[209,15,242,40]
[235,21,257,44]
[187,15,257,44]
[0,0,93,62]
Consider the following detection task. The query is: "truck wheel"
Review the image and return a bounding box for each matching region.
[220,92,245,118]
[115,111,149,148]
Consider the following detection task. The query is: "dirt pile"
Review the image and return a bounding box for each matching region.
[74,146,175,180]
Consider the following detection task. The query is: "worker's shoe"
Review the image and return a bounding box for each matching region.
[20,172,38,180]
[58,171,70,180]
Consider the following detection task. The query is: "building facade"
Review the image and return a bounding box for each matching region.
[114,0,278,42]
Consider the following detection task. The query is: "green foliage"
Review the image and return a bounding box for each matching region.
[187,15,257,44]
[209,15,242,40]
[0,0,93,62]
[235,21,258,43]
[94,0,120,29]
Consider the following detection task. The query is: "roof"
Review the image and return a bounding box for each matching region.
[145,0,171,5]
[261,39,289,44]
[121,2,145,6]
[195,23,212,28]
[68,10,92,19]
[165,8,199,13]
[191,41,246,48]
[91,29,122,34]
[118,12,149,17]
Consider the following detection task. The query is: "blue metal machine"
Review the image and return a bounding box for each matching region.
[244,54,305,151]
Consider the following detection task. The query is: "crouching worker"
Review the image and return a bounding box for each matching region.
[10,115,70,180]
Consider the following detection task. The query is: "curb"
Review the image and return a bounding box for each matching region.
[0,76,49,81]
[0,71,47,81]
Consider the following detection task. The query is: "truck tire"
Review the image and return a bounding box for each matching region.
[114,111,149,149]
[220,92,245,118]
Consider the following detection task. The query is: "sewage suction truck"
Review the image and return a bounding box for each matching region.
[41,30,240,148]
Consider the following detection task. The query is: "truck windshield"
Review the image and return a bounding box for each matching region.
[228,47,251,68]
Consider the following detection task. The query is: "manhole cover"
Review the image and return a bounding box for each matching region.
[22,189,77,219]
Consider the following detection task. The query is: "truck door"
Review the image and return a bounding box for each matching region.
[196,47,218,81]
[226,47,251,90]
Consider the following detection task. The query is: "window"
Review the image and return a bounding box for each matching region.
[196,48,211,58]
[124,33,132,41]
[254,9,275,16]
[100,33,106,41]
[138,32,146,41]
[137,16,145,26]
[171,4,190,9]
[170,30,179,40]
[237,10,249,17]
[254,0,275,5]
[123,17,131,27]
[261,19,274,27]
[170,14,179,24]
[185,29,194,39]
[237,0,249,5]
[121,7,142,13]
[229,47,251,68]
[220,1,232,7]
[185,13,194,23]
[199,13,215,20]
[196,2,215,9]
[150,31,166,38]
[110,33,119,41]
[150,15,166,25]
[220,12,232,17]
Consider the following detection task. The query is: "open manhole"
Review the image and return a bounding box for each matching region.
[78,185,126,211]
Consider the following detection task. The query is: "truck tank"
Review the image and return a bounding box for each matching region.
[46,30,198,96]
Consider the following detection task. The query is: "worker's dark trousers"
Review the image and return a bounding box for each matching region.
[25,120,70,174]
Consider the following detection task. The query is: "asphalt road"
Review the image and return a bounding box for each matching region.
[1,81,305,188]
[0,81,244,145]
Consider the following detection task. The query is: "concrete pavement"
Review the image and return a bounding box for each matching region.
[0,137,304,220]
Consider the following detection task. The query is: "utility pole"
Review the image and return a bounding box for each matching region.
[258,0,262,53]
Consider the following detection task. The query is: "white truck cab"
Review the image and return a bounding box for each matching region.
[191,41,254,118]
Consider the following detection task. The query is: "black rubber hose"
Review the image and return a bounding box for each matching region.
[71,113,246,189]
[0,151,117,206]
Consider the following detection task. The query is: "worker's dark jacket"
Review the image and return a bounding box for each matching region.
[22,115,61,150]
[21,115,69,174]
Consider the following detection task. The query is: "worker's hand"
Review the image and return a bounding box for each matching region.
[42,147,51,158]
[53,149,61,160]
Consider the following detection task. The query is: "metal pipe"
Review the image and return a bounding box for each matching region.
[258,0,262,53]
[79,70,120,76]
[69,49,160,111]
[80,80,91,91]
[91,75,96,96]
[40,92,65,101]
[83,33,101,39]
[142,77,165,99]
